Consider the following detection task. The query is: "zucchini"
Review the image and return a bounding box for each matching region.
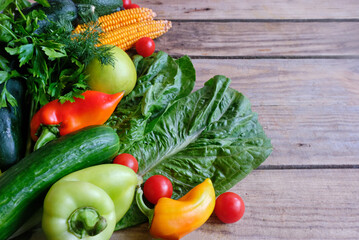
[0,125,119,240]
[0,78,28,171]
[24,0,77,33]
[73,0,123,17]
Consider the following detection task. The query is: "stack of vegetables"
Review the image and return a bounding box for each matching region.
[0,0,272,240]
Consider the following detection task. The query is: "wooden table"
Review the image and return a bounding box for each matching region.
[28,0,359,239]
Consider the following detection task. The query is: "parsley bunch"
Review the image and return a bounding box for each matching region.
[0,0,113,114]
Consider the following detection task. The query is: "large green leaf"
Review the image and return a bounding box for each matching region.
[122,75,271,195]
[107,51,196,149]
[115,75,272,229]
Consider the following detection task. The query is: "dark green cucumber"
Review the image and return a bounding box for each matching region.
[0,78,28,170]
[0,125,119,240]
[24,0,77,33]
[73,0,123,17]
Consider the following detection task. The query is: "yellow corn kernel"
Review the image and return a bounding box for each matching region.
[98,20,172,50]
[73,8,156,34]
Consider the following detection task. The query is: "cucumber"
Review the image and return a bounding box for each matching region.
[0,125,119,240]
[0,78,28,170]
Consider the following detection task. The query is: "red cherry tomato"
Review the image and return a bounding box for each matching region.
[135,37,155,57]
[113,153,138,173]
[123,0,131,9]
[128,3,140,9]
[214,192,245,223]
[143,175,173,204]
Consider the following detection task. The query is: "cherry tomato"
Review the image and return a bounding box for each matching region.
[214,192,245,223]
[128,3,140,9]
[135,37,155,57]
[113,153,139,173]
[143,175,173,204]
[123,0,131,9]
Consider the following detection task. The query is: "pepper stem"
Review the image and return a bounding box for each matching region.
[136,187,154,224]
[68,207,108,238]
[34,126,59,151]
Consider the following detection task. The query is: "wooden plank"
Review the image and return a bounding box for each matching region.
[191,59,359,166]
[28,169,359,239]
[179,169,359,240]
[155,21,359,57]
[28,0,359,20]
[136,0,359,20]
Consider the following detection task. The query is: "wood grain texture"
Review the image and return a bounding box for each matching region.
[191,59,359,166]
[28,0,359,20]
[22,1,359,240]
[113,169,359,239]
[135,0,359,20]
[28,169,359,240]
[154,21,359,57]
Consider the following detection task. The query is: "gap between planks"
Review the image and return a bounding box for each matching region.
[135,0,359,21]
[171,55,359,60]
[170,19,359,23]
[257,164,359,170]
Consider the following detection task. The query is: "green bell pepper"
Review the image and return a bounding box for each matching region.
[42,164,141,240]
[43,180,116,240]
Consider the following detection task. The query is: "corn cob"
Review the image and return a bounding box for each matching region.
[73,7,156,34]
[99,19,172,50]
[73,8,172,51]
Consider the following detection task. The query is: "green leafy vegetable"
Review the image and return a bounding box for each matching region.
[107,51,196,150]
[0,0,32,13]
[0,0,112,110]
[111,53,272,230]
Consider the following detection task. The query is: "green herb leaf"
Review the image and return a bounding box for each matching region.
[31,47,48,79]
[0,56,10,71]
[0,71,9,84]
[15,0,32,10]
[0,0,13,12]
[4,87,17,107]
[41,46,67,60]
[0,85,17,108]
[35,0,51,7]
[58,91,85,104]
[19,43,34,67]
[0,14,14,42]
[5,46,19,56]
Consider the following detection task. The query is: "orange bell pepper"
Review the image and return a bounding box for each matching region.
[136,178,216,240]
[30,90,124,150]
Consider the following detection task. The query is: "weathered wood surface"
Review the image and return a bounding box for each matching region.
[136,0,359,20]
[113,169,359,240]
[192,59,359,167]
[28,169,359,240]
[25,0,359,239]
[116,0,359,239]
[155,21,359,57]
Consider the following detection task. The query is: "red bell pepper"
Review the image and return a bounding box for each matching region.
[30,90,124,150]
